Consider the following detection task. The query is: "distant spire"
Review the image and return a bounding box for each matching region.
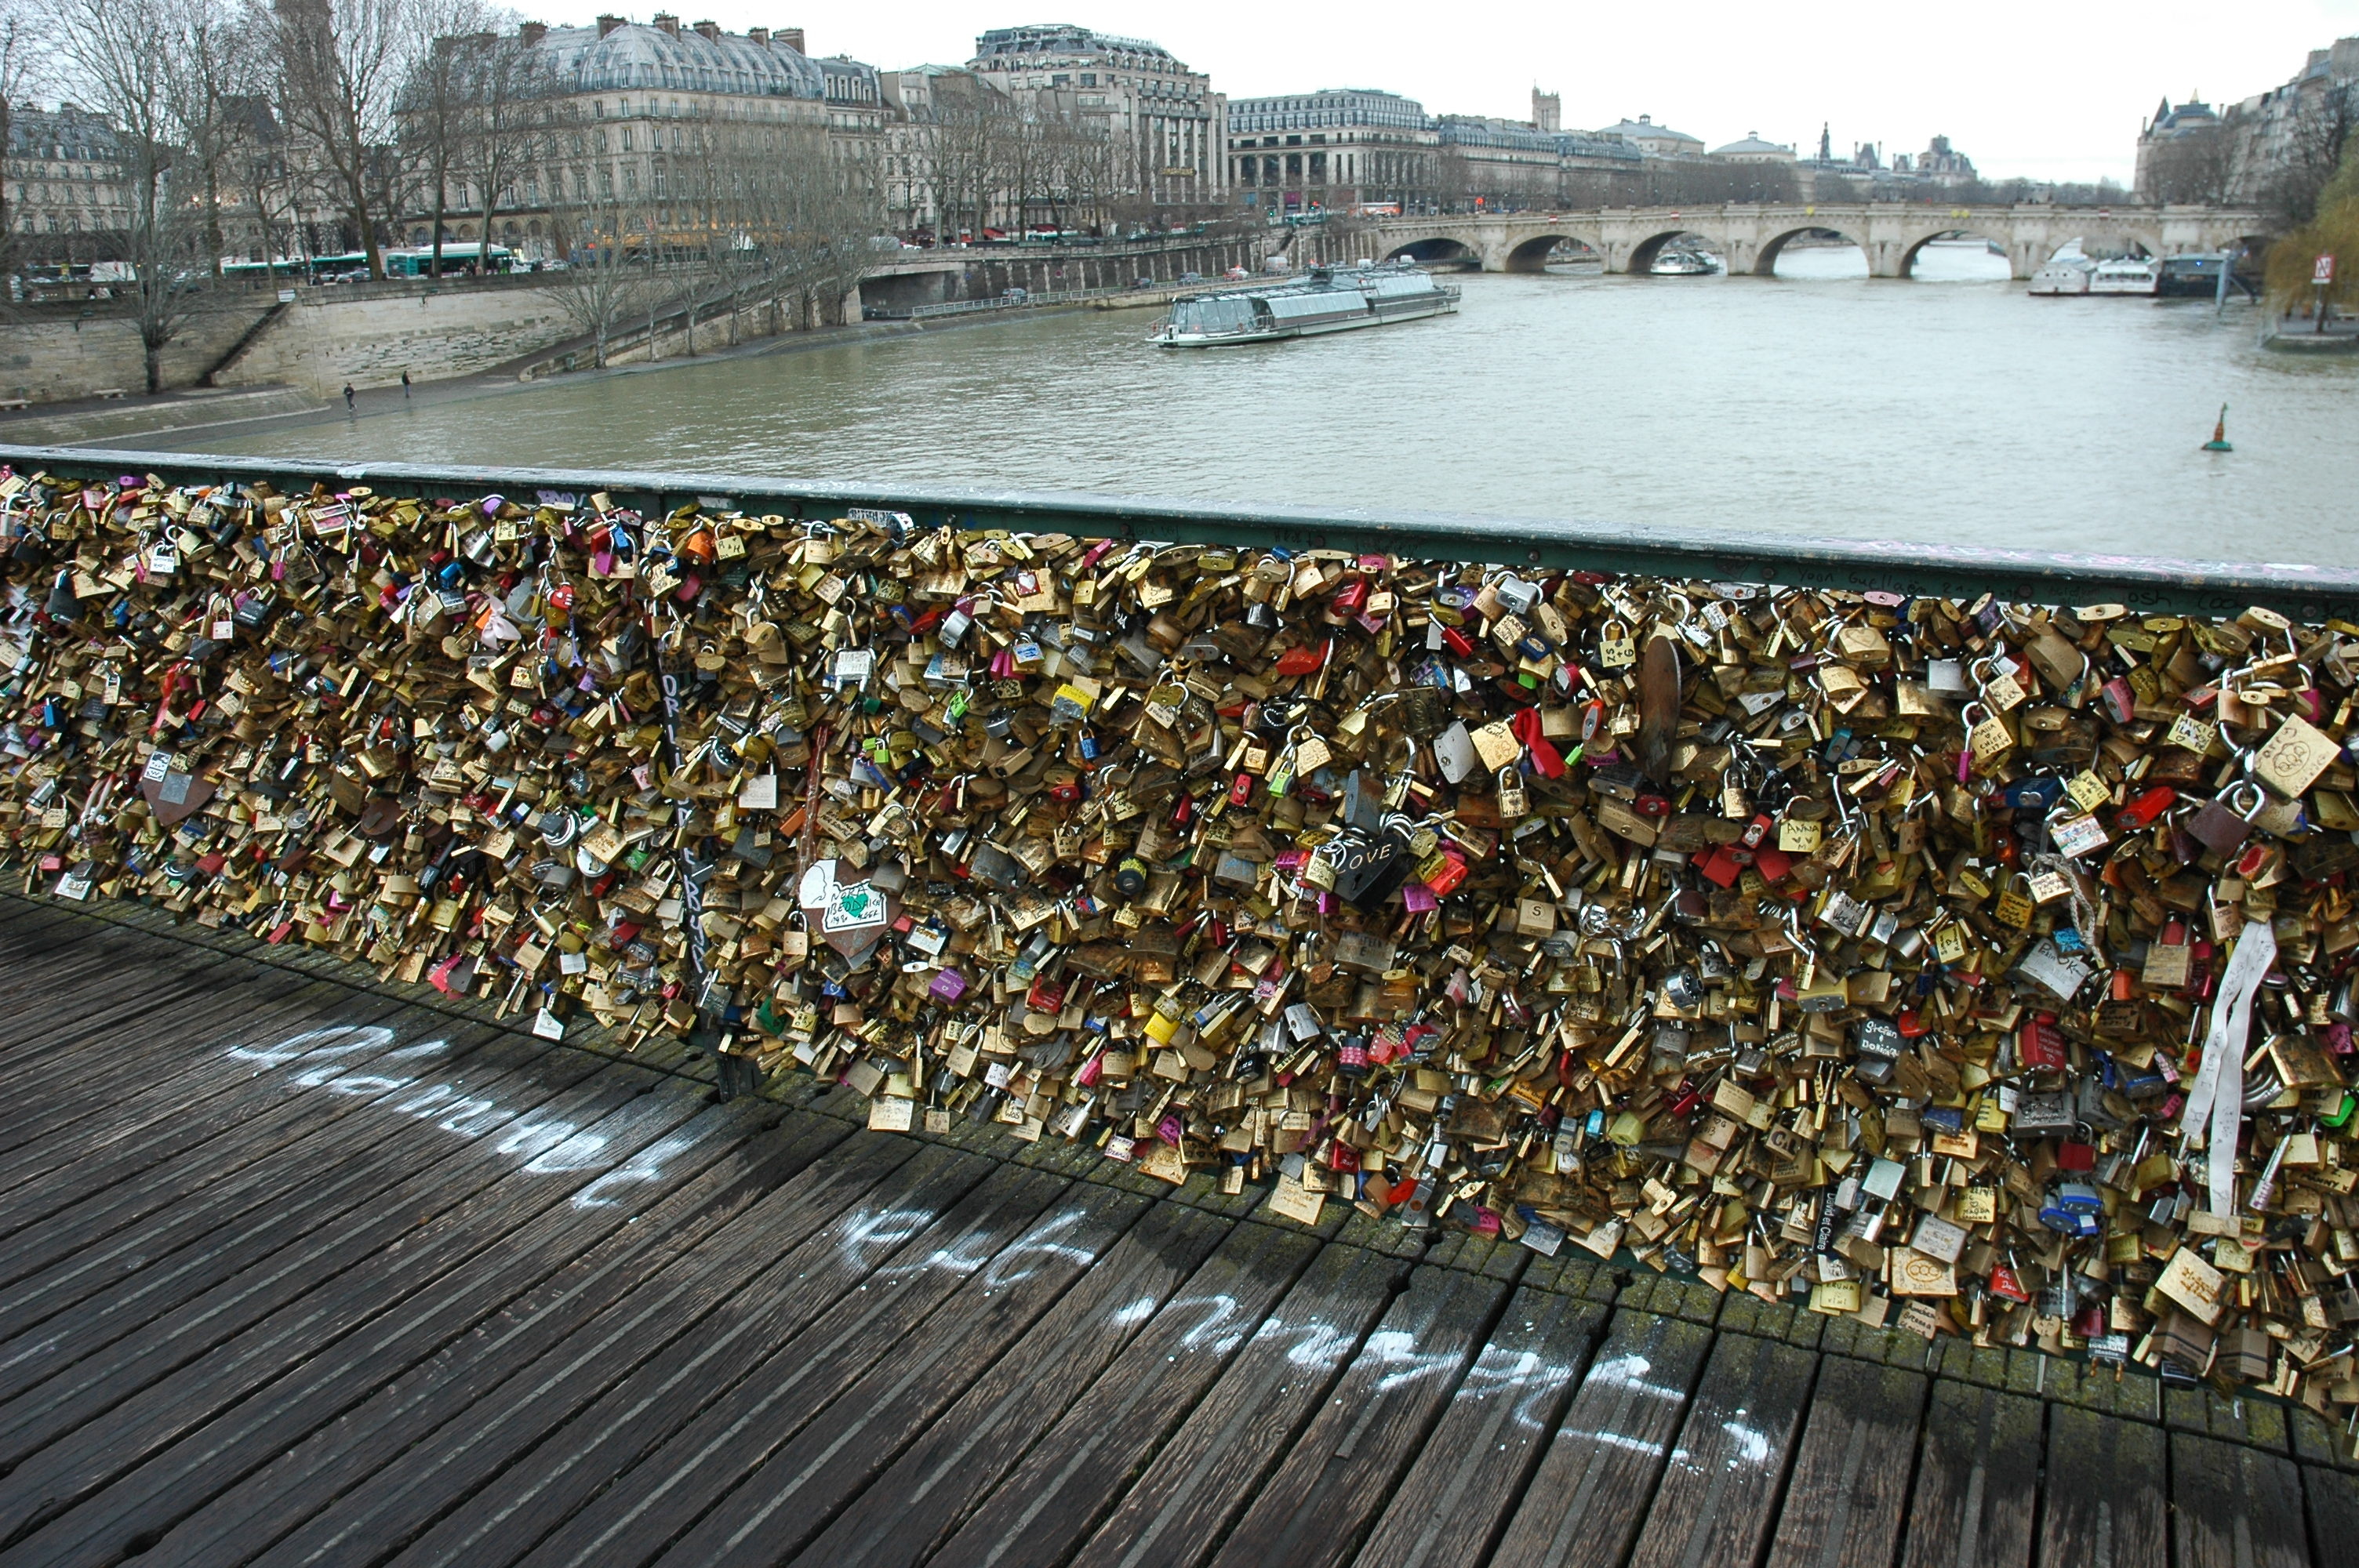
[1818,121,1830,161]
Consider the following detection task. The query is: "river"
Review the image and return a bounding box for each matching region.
[191,244,2359,562]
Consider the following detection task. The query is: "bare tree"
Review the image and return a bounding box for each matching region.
[457,22,543,270]
[2270,80,2359,229]
[398,0,495,276]
[542,193,645,366]
[2143,125,2238,205]
[268,0,421,277]
[0,0,49,293]
[160,0,268,275]
[51,0,214,390]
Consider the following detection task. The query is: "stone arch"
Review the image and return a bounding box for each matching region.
[1503,231,1607,273]
[1383,236,1477,266]
[1627,229,1728,275]
[1899,227,2016,280]
[1752,225,1866,277]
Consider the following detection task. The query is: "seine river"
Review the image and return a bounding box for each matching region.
[194,245,2359,561]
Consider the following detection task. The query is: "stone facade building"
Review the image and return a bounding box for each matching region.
[2135,37,2359,203]
[4,104,129,260]
[965,24,1226,213]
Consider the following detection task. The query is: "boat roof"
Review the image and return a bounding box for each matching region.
[1171,265,1430,307]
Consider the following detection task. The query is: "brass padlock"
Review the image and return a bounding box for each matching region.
[1496,764,1528,819]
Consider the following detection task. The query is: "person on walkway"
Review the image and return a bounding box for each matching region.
[401,369,411,398]
[343,383,355,411]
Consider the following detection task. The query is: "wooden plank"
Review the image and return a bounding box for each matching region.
[1486,1311,1716,1568]
[0,1068,726,1555]
[2304,1464,2359,1568]
[0,1024,577,1399]
[0,996,464,1279]
[2169,1432,2307,1568]
[2037,1406,2165,1568]
[393,1141,1006,1568]
[453,1161,1074,1568]
[1896,1380,2042,1568]
[639,1185,1154,1568]
[1762,1355,1927,1568]
[928,1221,1325,1568]
[0,981,405,1205]
[1057,1243,1411,1568]
[1626,1332,1819,1568]
[1348,1267,1611,1568]
[0,966,328,1147]
[788,1201,1237,1568]
[212,1123,935,1566]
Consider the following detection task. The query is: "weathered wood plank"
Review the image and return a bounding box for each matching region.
[1896,1379,2042,1568]
[789,1201,1236,1568]
[0,1025,579,1403]
[642,1185,1154,1568]
[1062,1242,1408,1568]
[512,1161,1078,1568]
[2304,1464,2359,1568]
[928,1221,1324,1568]
[1486,1310,1716,1568]
[1761,1354,1926,1568]
[2169,1432,2307,1568]
[393,1141,1005,1568]
[0,1071,732,1559]
[226,1123,929,1566]
[1349,1268,1610,1568]
[1625,1332,1817,1568]
[2037,1405,2165,1568]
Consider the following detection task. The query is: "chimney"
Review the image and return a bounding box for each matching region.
[692,18,718,41]
[652,13,679,37]
[518,20,546,44]
[595,13,623,36]
[747,26,767,45]
[780,27,805,53]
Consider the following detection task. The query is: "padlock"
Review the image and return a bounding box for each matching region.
[2186,779,2264,856]
[1598,619,1636,670]
[1496,764,1528,819]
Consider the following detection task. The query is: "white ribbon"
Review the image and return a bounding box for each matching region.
[2178,917,2277,1216]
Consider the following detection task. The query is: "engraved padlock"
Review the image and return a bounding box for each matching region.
[1496,763,1528,818]
[1597,618,1636,670]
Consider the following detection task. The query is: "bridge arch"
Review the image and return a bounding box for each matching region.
[1899,228,2016,281]
[1383,235,1478,267]
[1503,231,1608,273]
[1627,228,1730,276]
[1752,226,1866,278]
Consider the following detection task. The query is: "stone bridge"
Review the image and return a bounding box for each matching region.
[1367,203,2270,279]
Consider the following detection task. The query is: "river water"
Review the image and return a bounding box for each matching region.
[192,245,2359,563]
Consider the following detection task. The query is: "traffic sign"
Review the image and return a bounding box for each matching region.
[2317,253,2337,285]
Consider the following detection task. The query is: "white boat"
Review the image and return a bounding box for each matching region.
[1151,263,1459,347]
[2088,257,2158,296]
[1651,246,1721,276]
[2028,257,2095,296]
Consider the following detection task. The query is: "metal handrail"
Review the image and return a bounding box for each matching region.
[4,443,2356,619]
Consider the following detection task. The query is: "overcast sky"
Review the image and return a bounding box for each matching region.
[666,0,2359,183]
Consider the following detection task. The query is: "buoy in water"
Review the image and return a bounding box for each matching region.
[2203,403,2233,452]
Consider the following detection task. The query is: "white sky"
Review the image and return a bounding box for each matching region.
[632,0,2359,183]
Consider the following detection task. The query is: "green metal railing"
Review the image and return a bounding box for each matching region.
[5,443,2356,620]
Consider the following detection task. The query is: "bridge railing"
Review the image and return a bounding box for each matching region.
[3,445,2352,619]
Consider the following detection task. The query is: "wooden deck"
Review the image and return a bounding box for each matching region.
[0,896,2350,1568]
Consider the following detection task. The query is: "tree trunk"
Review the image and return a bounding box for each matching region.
[144,339,161,395]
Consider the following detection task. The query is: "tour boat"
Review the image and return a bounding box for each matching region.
[1650,246,1721,276]
[1151,264,1459,347]
[2028,257,2095,296]
[2088,257,2159,296]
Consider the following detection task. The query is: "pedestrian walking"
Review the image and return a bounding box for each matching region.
[343,383,355,411]
[401,369,411,399]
